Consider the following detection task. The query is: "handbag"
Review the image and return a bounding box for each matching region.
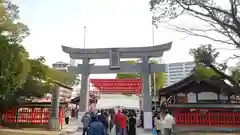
[152,127,157,135]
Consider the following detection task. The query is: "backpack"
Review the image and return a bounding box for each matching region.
[87,122,103,135]
[87,125,93,135]
[87,124,95,135]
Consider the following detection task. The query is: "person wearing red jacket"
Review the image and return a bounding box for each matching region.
[119,111,127,135]
[114,109,121,135]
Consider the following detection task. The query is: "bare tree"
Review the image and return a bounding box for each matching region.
[150,0,240,48]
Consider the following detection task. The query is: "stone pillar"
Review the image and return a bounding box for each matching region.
[78,58,90,127]
[49,86,60,130]
[141,56,152,130]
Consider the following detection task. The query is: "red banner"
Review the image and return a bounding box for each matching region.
[90,79,142,94]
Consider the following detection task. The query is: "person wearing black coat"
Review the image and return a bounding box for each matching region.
[128,112,136,135]
[97,112,109,134]
[140,110,144,128]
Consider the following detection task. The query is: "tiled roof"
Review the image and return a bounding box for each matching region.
[52,61,69,65]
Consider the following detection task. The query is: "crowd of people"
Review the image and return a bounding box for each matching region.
[81,108,137,135]
[79,108,175,135]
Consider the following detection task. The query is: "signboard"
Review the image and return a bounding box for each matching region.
[109,48,120,68]
[90,79,142,94]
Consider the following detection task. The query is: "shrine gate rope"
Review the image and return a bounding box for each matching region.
[89,79,142,110]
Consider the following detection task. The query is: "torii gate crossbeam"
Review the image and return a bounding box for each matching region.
[62,42,172,130]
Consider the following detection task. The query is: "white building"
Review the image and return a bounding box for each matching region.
[52,61,79,99]
[52,61,69,72]
[164,61,195,87]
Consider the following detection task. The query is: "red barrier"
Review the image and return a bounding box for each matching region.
[3,107,64,128]
[173,110,240,127]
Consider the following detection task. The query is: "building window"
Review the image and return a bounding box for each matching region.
[169,73,184,76]
[169,63,183,67]
[169,69,183,73]
[169,67,183,70]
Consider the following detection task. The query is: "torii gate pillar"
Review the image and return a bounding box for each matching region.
[78,58,90,116]
[62,42,172,130]
[142,56,152,129]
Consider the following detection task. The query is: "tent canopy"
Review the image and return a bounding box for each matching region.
[96,94,140,109]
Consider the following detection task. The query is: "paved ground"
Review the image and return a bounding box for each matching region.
[70,128,151,135]
[0,129,65,135]
[62,119,240,135]
[62,118,80,134]
[68,126,152,135]
[69,129,240,135]
[62,118,150,135]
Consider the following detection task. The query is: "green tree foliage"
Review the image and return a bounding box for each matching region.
[0,35,30,107]
[116,59,165,94]
[150,0,240,48]
[47,68,78,86]
[0,1,31,112]
[14,57,78,101]
[0,0,29,42]
[29,57,78,86]
[194,64,219,80]
[149,59,165,90]
[190,44,240,91]
[116,60,139,79]
[231,70,240,83]
[0,0,78,110]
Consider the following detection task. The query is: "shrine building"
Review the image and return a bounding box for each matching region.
[158,73,240,132]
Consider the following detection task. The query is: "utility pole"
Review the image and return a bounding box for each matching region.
[83,26,94,112]
[152,25,157,111]
[84,26,86,49]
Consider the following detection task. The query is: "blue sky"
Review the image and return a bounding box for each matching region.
[11,0,239,70]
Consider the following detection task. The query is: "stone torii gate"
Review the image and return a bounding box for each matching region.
[62,42,172,130]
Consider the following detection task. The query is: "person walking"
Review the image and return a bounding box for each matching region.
[97,112,109,135]
[103,111,111,135]
[87,114,105,135]
[140,110,143,128]
[65,107,71,124]
[155,115,163,135]
[163,110,175,135]
[127,112,136,135]
[109,110,114,133]
[114,109,121,135]
[82,112,91,135]
[119,111,127,135]
[152,111,157,128]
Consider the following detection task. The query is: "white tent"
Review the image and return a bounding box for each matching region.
[96,94,140,109]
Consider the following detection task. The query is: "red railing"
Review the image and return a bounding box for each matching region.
[2,108,64,128]
[174,111,240,127]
